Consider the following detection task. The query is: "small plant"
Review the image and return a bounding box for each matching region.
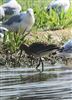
[34,6,49,30]
[3,31,30,53]
[33,5,72,31]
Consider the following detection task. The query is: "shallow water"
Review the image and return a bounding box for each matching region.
[0,64,72,100]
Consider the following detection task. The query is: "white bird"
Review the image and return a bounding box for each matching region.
[0,26,8,38]
[60,39,72,53]
[0,7,5,20]
[47,0,70,13]
[1,0,21,19]
[2,8,35,33]
[58,39,72,58]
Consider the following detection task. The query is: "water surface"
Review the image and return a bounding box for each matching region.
[0,64,72,100]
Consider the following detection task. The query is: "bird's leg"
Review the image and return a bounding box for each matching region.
[36,57,44,72]
[36,58,41,71]
[38,57,44,71]
[41,58,44,72]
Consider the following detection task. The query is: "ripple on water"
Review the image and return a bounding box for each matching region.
[0,65,72,100]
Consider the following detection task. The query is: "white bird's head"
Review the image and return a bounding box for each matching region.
[27,8,34,16]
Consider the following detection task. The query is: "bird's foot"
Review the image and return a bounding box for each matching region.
[36,64,40,71]
[36,68,41,72]
[36,64,43,72]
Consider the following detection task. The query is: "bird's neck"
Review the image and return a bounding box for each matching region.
[26,12,35,25]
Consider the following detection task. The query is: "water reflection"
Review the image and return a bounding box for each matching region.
[0,64,72,100]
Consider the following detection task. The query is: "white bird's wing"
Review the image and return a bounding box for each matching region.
[2,13,24,26]
[63,39,72,53]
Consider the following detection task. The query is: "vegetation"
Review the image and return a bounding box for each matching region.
[17,0,72,30]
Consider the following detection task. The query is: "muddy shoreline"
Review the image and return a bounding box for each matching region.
[0,28,72,67]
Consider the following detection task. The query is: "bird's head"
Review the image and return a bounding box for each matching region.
[27,8,34,16]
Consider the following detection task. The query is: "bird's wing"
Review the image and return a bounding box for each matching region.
[3,7,17,15]
[29,43,50,54]
[62,40,72,52]
[3,13,23,26]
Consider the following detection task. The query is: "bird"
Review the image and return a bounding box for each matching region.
[46,0,70,14]
[0,0,22,19]
[2,8,35,33]
[57,39,72,65]
[59,39,72,57]
[19,42,59,71]
[0,26,8,38]
[59,39,72,53]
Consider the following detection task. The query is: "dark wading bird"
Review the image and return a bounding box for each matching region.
[19,42,59,71]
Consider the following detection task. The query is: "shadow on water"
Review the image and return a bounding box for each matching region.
[20,71,57,83]
[0,63,72,100]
